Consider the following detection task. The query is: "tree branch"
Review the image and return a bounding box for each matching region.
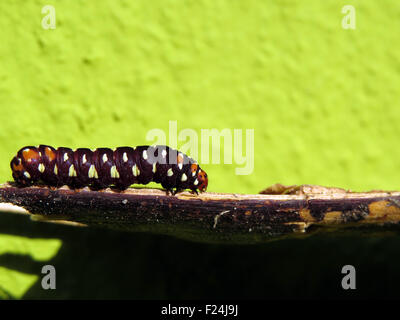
[1,183,400,243]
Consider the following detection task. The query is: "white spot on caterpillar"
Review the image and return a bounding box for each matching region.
[54,165,58,175]
[181,173,187,182]
[167,168,173,177]
[88,165,96,178]
[142,150,148,160]
[152,163,157,173]
[194,179,198,185]
[132,164,140,177]
[110,165,120,179]
[102,154,108,163]
[192,171,196,177]
[24,171,31,179]
[123,152,128,163]
[132,164,137,177]
[82,154,87,164]
[162,149,167,158]
[68,165,77,177]
[38,163,45,173]
[63,153,68,162]
[178,163,183,170]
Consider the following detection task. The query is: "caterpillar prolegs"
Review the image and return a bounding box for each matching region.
[10,145,208,194]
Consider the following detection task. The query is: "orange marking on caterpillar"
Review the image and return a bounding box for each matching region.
[22,148,40,162]
[12,161,24,172]
[190,164,198,173]
[45,147,56,161]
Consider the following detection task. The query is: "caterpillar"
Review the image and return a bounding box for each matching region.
[10,145,208,194]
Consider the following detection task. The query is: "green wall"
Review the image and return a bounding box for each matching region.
[1,0,399,299]
[1,0,400,193]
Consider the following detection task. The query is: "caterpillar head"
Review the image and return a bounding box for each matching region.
[196,169,208,192]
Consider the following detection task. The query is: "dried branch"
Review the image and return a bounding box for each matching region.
[1,182,400,243]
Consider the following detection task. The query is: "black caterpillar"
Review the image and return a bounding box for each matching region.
[10,145,208,194]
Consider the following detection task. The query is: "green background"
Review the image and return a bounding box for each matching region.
[1,0,400,299]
